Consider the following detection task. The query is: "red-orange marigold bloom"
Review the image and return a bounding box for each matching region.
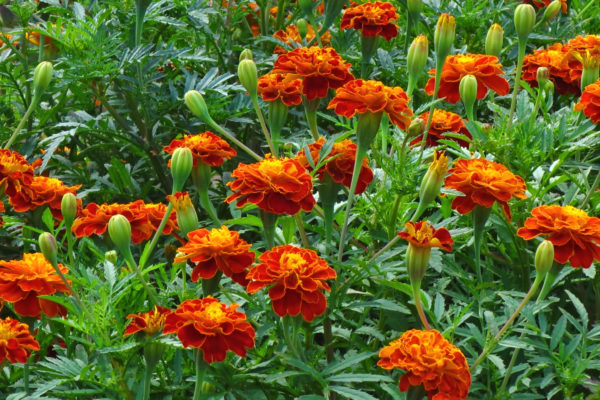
[517,205,600,268]
[273,24,331,54]
[296,137,374,194]
[226,156,315,215]
[425,54,510,104]
[412,109,472,148]
[526,0,567,14]
[163,131,236,167]
[574,79,600,123]
[257,73,303,106]
[0,253,70,318]
[567,35,600,58]
[0,149,34,199]
[327,79,413,130]
[174,226,255,286]
[398,221,453,251]
[123,306,171,337]
[271,46,354,101]
[378,329,471,400]
[71,200,178,244]
[163,296,255,363]
[8,176,81,219]
[444,158,527,221]
[521,43,581,95]
[246,245,336,322]
[340,1,399,41]
[0,317,40,363]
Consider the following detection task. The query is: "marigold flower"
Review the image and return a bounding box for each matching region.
[296,137,374,194]
[574,79,600,123]
[425,54,510,104]
[399,221,453,251]
[71,200,178,244]
[444,158,527,221]
[163,131,236,167]
[0,253,70,318]
[378,329,471,400]
[327,79,413,130]
[163,296,255,363]
[8,176,81,219]
[273,23,331,54]
[567,35,600,58]
[517,205,600,268]
[257,73,303,106]
[246,245,336,322]
[411,109,472,147]
[271,46,354,101]
[527,0,567,14]
[174,226,255,286]
[0,149,34,199]
[340,1,399,41]
[226,155,315,215]
[0,317,40,364]
[124,306,171,337]
[521,43,582,95]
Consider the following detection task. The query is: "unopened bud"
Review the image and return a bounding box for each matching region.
[536,67,549,88]
[485,24,503,57]
[579,53,600,92]
[33,61,53,94]
[407,118,425,138]
[108,214,132,252]
[171,147,193,192]
[239,49,253,62]
[61,193,77,227]
[419,150,448,206]
[105,250,118,264]
[407,0,422,15]
[544,80,555,93]
[184,90,211,123]
[407,35,429,79]
[434,14,456,59]
[296,19,308,39]
[39,232,58,266]
[481,123,492,134]
[459,75,478,111]
[167,192,199,236]
[238,59,258,97]
[514,4,536,43]
[405,244,430,284]
[535,240,554,276]
[543,0,562,22]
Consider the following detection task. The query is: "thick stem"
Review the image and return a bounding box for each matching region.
[360,35,378,78]
[139,203,175,270]
[507,41,527,131]
[303,98,321,141]
[259,210,277,250]
[323,314,334,363]
[294,213,310,248]
[4,92,41,149]
[192,349,208,400]
[536,261,563,302]
[251,96,277,156]
[418,57,443,163]
[142,360,153,400]
[319,176,339,256]
[192,163,221,226]
[412,282,430,329]
[282,316,302,360]
[472,205,491,282]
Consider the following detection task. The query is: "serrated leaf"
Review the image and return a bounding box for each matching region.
[550,315,566,351]
[330,386,378,400]
[487,354,506,375]
[327,373,392,383]
[103,260,117,288]
[322,352,376,375]
[565,290,588,330]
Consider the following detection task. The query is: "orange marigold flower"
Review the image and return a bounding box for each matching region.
[163,131,236,167]
[174,226,255,286]
[567,35,600,58]
[257,73,303,106]
[425,54,510,104]
[398,221,453,251]
[296,137,374,194]
[443,158,527,221]
[71,200,178,244]
[574,79,600,123]
[521,43,581,95]
[273,23,331,54]
[0,149,34,199]
[517,205,600,268]
[378,329,471,400]
[0,317,40,363]
[246,245,336,322]
[327,79,413,130]
[340,1,399,41]
[526,0,567,14]
[0,253,71,318]
[8,176,81,219]
[411,109,472,148]
[123,306,171,337]
[226,155,315,215]
[163,296,255,363]
[271,46,354,101]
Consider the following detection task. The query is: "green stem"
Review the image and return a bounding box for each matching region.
[369,235,401,263]
[4,92,41,149]
[124,246,160,306]
[208,119,262,161]
[308,15,323,47]
[536,261,563,302]
[412,282,430,329]
[303,98,320,141]
[142,360,153,400]
[193,349,208,400]
[275,0,287,30]
[24,356,30,395]
[294,213,310,248]
[282,316,302,359]
[386,194,402,239]
[507,41,527,131]
[251,96,277,156]
[472,205,491,283]
[404,16,413,53]
[259,210,277,250]
[139,203,174,270]
[323,314,334,363]
[319,176,339,256]
[192,163,221,226]
[528,87,542,133]
[498,331,526,395]
[419,56,444,162]
[66,228,75,270]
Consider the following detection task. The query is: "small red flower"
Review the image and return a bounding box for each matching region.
[163,131,236,167]
[574,79,600,124]
[412,109,472,148]
[124,306,171,337]
[340,1,399,41]
[0,317,40,363]
[398,221,454,251]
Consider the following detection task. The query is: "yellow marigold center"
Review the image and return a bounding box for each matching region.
[281,252,307,272]
[258,158,285,177]
[0,322,16,341]
[143,309,167,334]
[209,226,233,245]
[169,193,193,212]
[413,223,434,242]
[430,152,449,176]
[203,302,226,322]
[185,135,211,148]
[453,55,475,66]
[562,205,589,219]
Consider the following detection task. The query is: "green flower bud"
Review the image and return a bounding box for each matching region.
[419,151,449,206]
[356,111,383,149]
[514,4,536,43]
[201,381,216,393]
[105,250,118,264]
[108,214,132,252]
[33,61,53,94]
[407,35,429,79]
[39,232,58,266]
[407,0,422,15]
[296,18,308,39]
[184,90,211,123]
[544,80,555,94]
[407,118,425,138]
[535,240,554,277]
[61,193,78,228]
[459,74,478,111]
[239,49,253,62]
[238,59,258,97]
[167,192,199,237]
[171,147,193,193]
[434,13,456,59]
[406,244,431,284]
[542,0,562,22]
[485,24,503,57]
[536,67,549,88]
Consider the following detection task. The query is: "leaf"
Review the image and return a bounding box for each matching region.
[329,386,378,400]
[327,373,392,383]
[550,315,566,351]
[284,358,327,388]
[322,352,376,375]
[41,207,55,232]
[103,260,117,288]
[565,290,588,330]
[487,354,506,375]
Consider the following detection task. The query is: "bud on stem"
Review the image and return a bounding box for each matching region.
[33,61,53,94]
[485,24,503,57]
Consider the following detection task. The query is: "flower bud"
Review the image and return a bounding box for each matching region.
[481,123,492,134]
[170,147,193,192]
[544,80,555,93]
[542,0,562,22]
[459,75,478,112]
[578,53,600,92]
[434,14,455,59]
[406,244,430,284]
[407,0,422,15]
[407,118,425,138]
[419,150,448,206]
[536,67,549,88]
[201,381,216,393]
[485,24,503,57]
[105,250,118,264]
[61,193,78,227]
[108,214,132,252]
[239,49,253,62]
[535,240,554,277]
[39,232,58,266]
[184,90,211,123]
[33,61,53,94]
[407,35,429,79]
[167,192,199,236]
[238,59,258,97]
[356,111,383,149]
[514,4,536,43]
[296,19,308,39]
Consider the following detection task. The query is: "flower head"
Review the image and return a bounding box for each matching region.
[444,158,527,221]
[8,176,81,219]
[296,137,374,194]
[273,23,331,54]
[163,296,255,363]
[124,306,172,337]
[567,35,600,58]
[271,46,354,101]
[246,245,336,322]
[327,79,413,130]
[425,54,510,104]
[0,317,40,364]
[0,253,70,318]
[517,205,600,268]
[574,79,600,123]
[399,221,453,251]
[0,150,34,198]
[226,155,315,215]
[174,226,255,286]
[378,329,471,400]
[411,109,472,147]
[340,1,399,41]
[163,131,236,167]
[521,43,581,95]
[257,73,303,106]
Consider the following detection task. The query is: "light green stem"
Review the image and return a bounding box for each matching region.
[4,92,41,149]
[472,205,491,283]
[294,213,310,248]
[412,282,430,329]
[208,119,262,161]
[124,247,160,306]
[506,41,527,131]
[193,163,221,226]
[303,98,320,141]
[419,56,444,163]
[139,203,174,270]
[192,349,208,400]
[251,96,277,156]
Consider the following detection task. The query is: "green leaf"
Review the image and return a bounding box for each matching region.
[42,207,55,232]
[284,358,327,388]
[327,373,392,383]
[322,352,376,375]
[329,386,378,400]
[565,290,588,331]
[550,315,566,351]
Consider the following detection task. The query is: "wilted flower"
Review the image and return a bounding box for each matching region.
[163,131,236,167]
[123,306,172,337]
[412,110,472,147]
[0,317,40,363]
[340,1,399,41]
